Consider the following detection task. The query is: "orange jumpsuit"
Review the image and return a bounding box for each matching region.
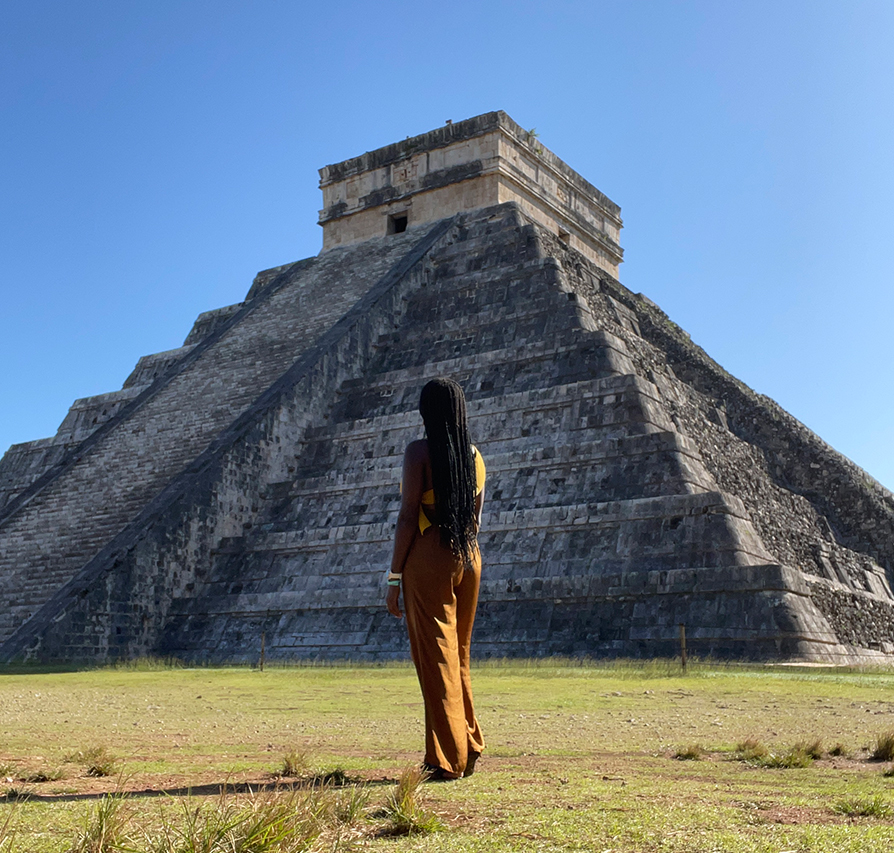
[401,449,486,778]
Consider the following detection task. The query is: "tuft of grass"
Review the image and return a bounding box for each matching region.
[68,792,133,853]
[0,764,14,779]
[330,784,370,825]
[828,742,847,757]
[735,737,769,762]
[833,794,893,818]
[870,730,894,762]
[65,746,119,778]
[794,738,824,760]
[0,803,17,853]
[736,739,813,768]
[21,766,66,783]
[275,750,308,779]
[375,766,444,836]
[1,788,31,803]
[673,744,704,761]
[882,764,894,778]
[146,787,326,853]
[761,746,814,769]
[310,767,351,787]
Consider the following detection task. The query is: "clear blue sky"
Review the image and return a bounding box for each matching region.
[2,1,893,490]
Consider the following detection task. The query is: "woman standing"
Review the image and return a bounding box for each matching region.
[385,378,486,780]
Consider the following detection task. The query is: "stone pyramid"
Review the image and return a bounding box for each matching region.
[1,112,892,665]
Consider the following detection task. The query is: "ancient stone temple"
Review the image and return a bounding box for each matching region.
[2,111,893,665]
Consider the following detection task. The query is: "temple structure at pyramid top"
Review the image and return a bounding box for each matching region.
[318,111,623,276]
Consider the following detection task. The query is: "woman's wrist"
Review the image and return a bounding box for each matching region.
[387,571,402,586]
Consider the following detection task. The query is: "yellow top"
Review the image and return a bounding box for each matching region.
[405,446,486,535]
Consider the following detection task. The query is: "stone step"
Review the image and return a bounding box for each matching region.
[334,331,634,423]
[425,220,534,269]
[296,375,674,485]
[235,490,755,555]
[368,294,594,370]
[390,281,579,342]
[282,431,707,498]
[310,374,666,442]
[267,430,716,531]
[164,562,795,627]
[401,256,563,309]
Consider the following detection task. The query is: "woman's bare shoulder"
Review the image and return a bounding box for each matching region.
[404,439,429,462]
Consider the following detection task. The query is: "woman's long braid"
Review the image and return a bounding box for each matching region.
[419,379,478,567]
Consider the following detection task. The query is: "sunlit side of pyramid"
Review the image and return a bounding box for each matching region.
[1,112,892,665]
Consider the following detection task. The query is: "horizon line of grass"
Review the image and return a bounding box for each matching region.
[3,654,894,679]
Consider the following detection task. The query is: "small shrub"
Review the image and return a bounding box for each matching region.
[376,766,444,836]
[833,794,892,818]
[673,744,704,761]
[276,750,308,778]
[736,738,769,762]
[871,731,894,762]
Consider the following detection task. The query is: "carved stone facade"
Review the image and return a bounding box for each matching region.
[1,114,892,664]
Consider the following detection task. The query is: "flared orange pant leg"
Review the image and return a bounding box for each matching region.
[402,529,484,777]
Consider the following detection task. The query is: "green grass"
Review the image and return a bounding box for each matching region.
[833,793,893,818]
[2,660,894,851]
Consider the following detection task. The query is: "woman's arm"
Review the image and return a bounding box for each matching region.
[386,440,426,618]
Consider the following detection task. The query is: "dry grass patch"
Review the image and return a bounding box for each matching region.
[735,737,769,762]
[373,766,444,836]
[673,744,704,760]
[273,750,308,779]
[65,746,119,779]
[870,730,894,762]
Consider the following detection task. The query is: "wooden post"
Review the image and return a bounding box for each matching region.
[679,623,687,673]
[259,630,266,672]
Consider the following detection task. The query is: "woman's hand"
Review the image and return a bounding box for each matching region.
[386,584,403,618]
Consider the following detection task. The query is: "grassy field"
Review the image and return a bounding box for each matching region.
[2,659,894,851]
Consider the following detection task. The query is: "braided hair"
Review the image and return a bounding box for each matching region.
[419,378,478,565]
